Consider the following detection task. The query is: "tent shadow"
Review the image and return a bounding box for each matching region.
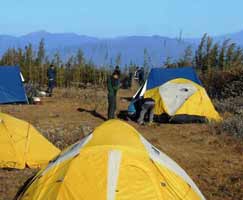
[120,97,133,101]
[77,108,107,121]
[14,174,36,200]
[117,111,172,124]
[117,110,130,121]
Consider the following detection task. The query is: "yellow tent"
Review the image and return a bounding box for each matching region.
[133,67,221,123]
[18,120,205,200]
[0,112,60,169]
[144,78,221,122]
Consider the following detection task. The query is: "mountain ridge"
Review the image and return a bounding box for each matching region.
[0,30,242,66]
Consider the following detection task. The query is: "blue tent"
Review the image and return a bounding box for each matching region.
[146,67,202,90]
[0,66,28,104]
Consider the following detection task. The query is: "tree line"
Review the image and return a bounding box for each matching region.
[1,34,242,90]
[164,33,243,98]
[0,39,126,88]
[164,33,243,72]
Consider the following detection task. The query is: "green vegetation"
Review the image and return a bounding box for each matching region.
[164,33,243,99]
[213,97,243,138]
[1,33,243,97]
[0,40,127,88]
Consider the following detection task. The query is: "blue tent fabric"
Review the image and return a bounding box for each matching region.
[146,67,202,90]
[0,66,28,104]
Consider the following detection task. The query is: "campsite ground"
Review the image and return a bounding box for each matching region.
[0,87,242,200]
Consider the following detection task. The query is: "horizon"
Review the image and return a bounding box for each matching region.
[1,29,243,39]
[1,0,243,38]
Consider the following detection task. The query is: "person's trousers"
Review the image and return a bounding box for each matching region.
[137,103,154,124]
[47,80,55,95]
[108,95,117,119]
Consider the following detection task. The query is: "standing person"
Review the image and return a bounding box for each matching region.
[128,71,133,88]
[114,65,121,77]
[138,67,145,86]
[47,64,56,97]
[134,66,140,81]
[107,71,120,119]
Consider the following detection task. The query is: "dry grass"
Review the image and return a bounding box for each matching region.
[0,88,242,200]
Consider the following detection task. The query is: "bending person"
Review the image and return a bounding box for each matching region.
[128,97,155,125]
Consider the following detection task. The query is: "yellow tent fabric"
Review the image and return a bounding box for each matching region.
[0,112,60,169]
[144,78,221,121]
[18,120,205,200]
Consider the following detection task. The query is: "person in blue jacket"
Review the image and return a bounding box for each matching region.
[47,64,56,96]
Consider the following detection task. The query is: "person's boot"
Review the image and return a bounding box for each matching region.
[138,120,145,125]
[148,122,156,127]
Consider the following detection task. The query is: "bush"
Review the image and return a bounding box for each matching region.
[211,97,243,139]
[213,97,243,114]
[220,114,243,138]
[200,68,243,99]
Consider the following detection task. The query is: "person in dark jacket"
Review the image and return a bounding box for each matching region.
[128,71,133,88]
[114,65,121,76]
[134,66,139,80]
[107,71,120,119]
[47,64,56,96]
[138,67,145,86]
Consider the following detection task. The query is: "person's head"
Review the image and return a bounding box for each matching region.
[115,65,120,70]
[50,64,54,69]
[112,71,119,79]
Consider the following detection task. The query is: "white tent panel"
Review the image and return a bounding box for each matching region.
[20,73,25,82]
[159,82,197,115]
[132,80,147,99]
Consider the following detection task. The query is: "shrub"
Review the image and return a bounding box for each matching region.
[200,68,243,99]
[213,97,243,114]
[211,97,243,139]
[220,114,243,138]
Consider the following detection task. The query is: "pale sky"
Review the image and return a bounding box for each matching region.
[1,0,242,38]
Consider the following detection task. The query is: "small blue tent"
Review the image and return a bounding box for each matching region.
[0,66,28,104]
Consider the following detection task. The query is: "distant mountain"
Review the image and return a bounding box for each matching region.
[214,30,243,44]
[0,30,242,67]
[185,30,243,46]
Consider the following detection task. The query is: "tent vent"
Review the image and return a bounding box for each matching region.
[160,182,166,187]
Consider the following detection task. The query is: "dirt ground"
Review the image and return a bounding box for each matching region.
[0,88,242,200]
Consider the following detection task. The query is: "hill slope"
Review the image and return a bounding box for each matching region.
[0,31,194,66]
[0,30,243,66]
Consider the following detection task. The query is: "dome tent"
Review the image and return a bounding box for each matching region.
[0,66,28,104]
[17,120,205,200]
[0,112,60,169]
[133,67,221,123]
